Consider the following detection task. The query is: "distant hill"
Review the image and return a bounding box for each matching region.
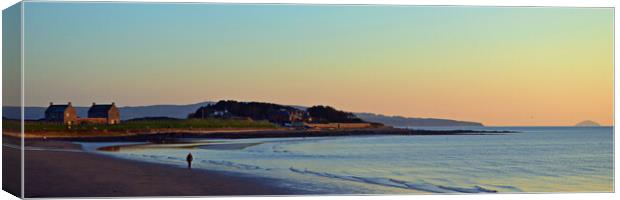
[3,101,213,120]
[4,101,484,127]
[354,113,484,127]
[287,106,483,127]
[575,120,601,127]
[120,102,213,120]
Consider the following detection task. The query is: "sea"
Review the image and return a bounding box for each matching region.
[80,126,614,194]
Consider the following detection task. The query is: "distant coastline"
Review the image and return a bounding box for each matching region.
[355,113,483,127]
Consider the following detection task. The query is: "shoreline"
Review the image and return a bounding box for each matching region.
[5,139,316,198]
[4,127,515,142]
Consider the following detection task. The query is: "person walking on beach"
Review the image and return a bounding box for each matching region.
[186,153,193,170]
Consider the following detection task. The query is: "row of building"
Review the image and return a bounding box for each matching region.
[45,102,121,125]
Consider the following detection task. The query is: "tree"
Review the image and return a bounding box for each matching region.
[307,105,364,123]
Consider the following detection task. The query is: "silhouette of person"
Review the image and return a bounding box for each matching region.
[186,153,193,170]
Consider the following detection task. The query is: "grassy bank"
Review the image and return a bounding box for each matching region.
[3,118,278,135]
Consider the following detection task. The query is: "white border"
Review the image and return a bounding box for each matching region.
[0,1,617,200]
[19,1,24,199]
[12,0,620,7]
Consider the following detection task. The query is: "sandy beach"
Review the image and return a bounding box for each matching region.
[4,139,312,198]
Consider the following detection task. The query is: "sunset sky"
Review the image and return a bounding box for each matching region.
[19,3,613,126]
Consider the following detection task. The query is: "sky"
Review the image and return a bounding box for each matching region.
[15,2,613,126]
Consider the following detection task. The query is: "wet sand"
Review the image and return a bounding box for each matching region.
[2,142,21,198]
[6,140,313,198]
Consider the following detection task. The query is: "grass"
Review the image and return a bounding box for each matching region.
[3,118,278,134]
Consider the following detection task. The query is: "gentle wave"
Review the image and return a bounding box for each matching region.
[201,160,272,171]
[488,184,523,192]
[289,167,499,193]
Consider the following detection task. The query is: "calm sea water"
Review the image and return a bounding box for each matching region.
[80,127,614,194]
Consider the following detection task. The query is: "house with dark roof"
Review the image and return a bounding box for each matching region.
[45,102,77,125]
[87,102,121,124]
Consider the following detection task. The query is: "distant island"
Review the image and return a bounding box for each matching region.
[575,120,601,127]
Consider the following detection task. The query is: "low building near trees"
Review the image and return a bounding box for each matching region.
[44,102,78,125]
[86,102,121,124]
[45,102,121,125]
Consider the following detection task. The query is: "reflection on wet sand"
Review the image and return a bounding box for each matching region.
[97,140,262,152]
